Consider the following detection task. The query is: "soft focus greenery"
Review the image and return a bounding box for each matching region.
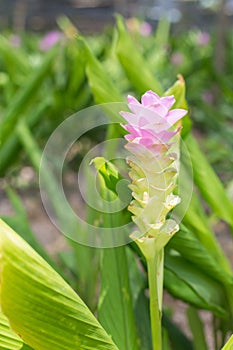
[0,16,233,350]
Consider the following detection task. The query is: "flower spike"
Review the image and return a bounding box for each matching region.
[121,90,187,250]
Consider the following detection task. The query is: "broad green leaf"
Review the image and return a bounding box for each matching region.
[186,306,208,350]
[168,226,233,286]
[98,247,138,350]
[0,310,23,350]
[164,254,227,318]
[97,173,138,350]
[222,334,233,349]
[133,290,152,350]
[17,121,100,309]
[1,187,61,275]
[0,219,119,350]
[0,46,57,147]
[126,246,152,350]
[185,134,233,231]
[69,242,100,312]
[116,16,163,95]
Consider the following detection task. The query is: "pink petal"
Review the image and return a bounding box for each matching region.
[141,90,160,106]
[167,109,187,126]
[141,91,168,117]
[143,122,171,133]
[150,104,167,117]
[127,95,140,105]
[160,95,175,109]
[127,104,165,124]
[155,128,180,143]
[120,111,141,126]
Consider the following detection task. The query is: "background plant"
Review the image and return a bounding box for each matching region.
[0,16,233,350]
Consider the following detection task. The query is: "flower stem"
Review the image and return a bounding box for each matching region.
[147,249,164,350]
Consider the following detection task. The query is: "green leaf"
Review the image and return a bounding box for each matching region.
[0,99,50,175]
[92,157,130,202]
[98,246,138,350]
[186,306,208,350]
[133,290,152,350]
[1,187,62,277]
[222,334,233,349]
[0,219,119,350]
[81,37,123,105]
[20,345,33,350]
[0,35,29,77]
[92,157,123,195]
[168,226,233,286]
[162,312,194,350]
[116,16,163,96]
[154,19,170,50]
[96,171,138,350]
[17,121,101,310]
[0,46,57,147]
[178,144,232,275]
[164,254,227,318]
[126,247,152,350]
[0,310,23,350]
[185,134,233,231]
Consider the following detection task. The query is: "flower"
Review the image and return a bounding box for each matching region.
[202,90,213,104]
[39,31,63,51]
[171,52,184,66]
[196,31,210,46]
[8,34,21,48]
[120,90,187,248]
[139,22,152,37]
[126,18,152,36]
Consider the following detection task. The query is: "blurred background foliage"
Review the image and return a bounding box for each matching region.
[0,1,233,349]
[1,0,233,182]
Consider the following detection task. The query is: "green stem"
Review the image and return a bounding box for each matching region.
[147,249,164,350]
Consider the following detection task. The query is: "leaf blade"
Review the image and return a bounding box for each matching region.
[0,311,23,350]
[0,219,119,350]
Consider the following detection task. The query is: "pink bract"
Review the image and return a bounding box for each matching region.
[120,90,187,151]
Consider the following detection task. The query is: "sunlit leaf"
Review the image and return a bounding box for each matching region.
[0,310,23,350]
[0,219,119,350]
[222,334,233,349]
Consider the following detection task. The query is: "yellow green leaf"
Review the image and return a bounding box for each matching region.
[0,219,119,350]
